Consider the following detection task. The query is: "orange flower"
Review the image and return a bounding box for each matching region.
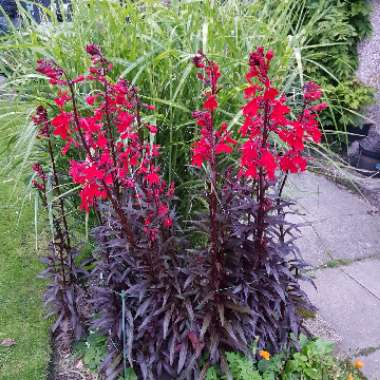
[354,359,364,369]
[259,350,271,360]
[347,374,354,380]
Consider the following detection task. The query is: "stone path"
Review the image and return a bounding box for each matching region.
[288,172,380,379]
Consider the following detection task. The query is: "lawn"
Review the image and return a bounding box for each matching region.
[0,155,51,379]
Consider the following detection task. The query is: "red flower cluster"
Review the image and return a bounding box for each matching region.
[36,59,66,86]
[34,45,174,239]
[239,47,327,179]
[32,162,46,191]
[32,105,50,138]
[191,52,236,167]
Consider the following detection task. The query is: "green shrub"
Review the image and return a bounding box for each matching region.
[296,0,374,146]
[321,79,375,146]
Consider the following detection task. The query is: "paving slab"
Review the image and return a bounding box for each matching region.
[288,172,375,218]
[303,265,380,354]
[360,350,380,380]
[310,213,380,262]
[294,225,330,267]
[343,258,380,300]
[287,172,380,265]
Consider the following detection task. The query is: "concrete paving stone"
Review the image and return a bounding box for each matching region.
[310,213,380,262]
[284,206,331,267]
[294,225,330,267]
[286,172,380,262]
[303,313,343,346]
[343,258,380,300]
[288,172,375,218]
[303,266,380,354]
[360,349,380,380]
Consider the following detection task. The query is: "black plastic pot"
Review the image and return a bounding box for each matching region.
[0,1,18,18]
[347,123,372,143]
[356,144,380,177]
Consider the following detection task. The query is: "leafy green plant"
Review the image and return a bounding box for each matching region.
[205,336,364,380]
[74,331,107,372]
[75,331,139,379]
[293,0,374,146]
[322,80,375,137]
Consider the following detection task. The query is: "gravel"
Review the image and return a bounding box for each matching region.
[357,0,380,132]
[303,313,343,348]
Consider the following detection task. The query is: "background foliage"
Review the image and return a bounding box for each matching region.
[296,0,374,147]
[0,0,374,221]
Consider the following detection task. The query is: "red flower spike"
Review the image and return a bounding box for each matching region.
[191,55,236,167]
[32,106,50,138]
[36,59,64,82]
[86,44,102,57]
[34,45,177,241]
[238,47,326,180]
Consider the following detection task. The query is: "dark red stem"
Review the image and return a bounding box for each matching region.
[255,100,270,254]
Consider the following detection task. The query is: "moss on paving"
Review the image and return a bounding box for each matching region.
[0,174,51,378]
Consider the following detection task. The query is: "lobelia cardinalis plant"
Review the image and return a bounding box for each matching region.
[35,46,197,380]
[188,47,326,371]
[32,106,87,350]
[33,44,326,380]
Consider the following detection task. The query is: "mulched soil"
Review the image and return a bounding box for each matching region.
[49,344,97,380]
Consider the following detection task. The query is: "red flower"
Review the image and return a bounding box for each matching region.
[144,104,156,111]
[259,150,277,179]
[86,44,102,57]
[242,98,260,116]
[215,143,233,154]
[203,95,218,111]
[86,95,97,105]
[117,112,135,134]
[263,87,278,101]
[158,204,169,217]
[51,112,72,140]
[79,183,106,211]
[146,172,160,185]
[36,59,64,83]
[32,179,45,192]
[54,91,71,109]
[163,217,173,229]
[146,124,158,134]
[304,81,322,101]
[192,52,205,68]
[32,106,50,137]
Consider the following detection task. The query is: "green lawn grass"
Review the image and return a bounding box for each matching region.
[0,172,51,378]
